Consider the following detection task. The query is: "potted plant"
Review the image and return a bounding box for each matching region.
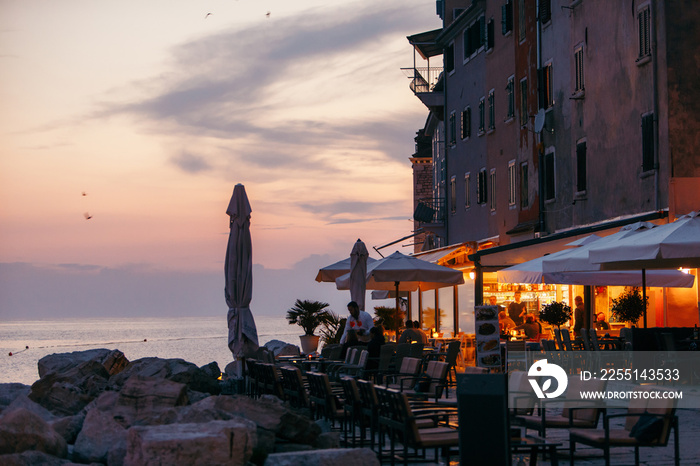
[319,311,345,347]
[286,299,332,354]
[611,287,647,326]
[539,300,572,330]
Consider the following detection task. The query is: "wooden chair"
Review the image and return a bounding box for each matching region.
[424,340,461,384]
[306,372,346,428]
[508,370,536,416]
[569,386,680,466]
[516,375,606,438]
[375,386,459,466]
[553,328,565,351]
[339,377,365,447]
[279,365,310,410]
[397,360,450,402]
[356,378,381,451]
[385,357,422,389]
[335,349,369,379]
[363,343,396,383]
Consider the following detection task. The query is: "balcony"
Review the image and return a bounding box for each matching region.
[413,197,446,233]
[401,67,444,110]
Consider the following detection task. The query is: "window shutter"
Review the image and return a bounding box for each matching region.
[537,67,545,110]
[487,19,495,49]
[480,16,486,47]
[502,4,507,34]
[540,0,551,23]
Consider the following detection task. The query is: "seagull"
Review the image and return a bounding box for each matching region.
[205,12,212,19]
[82,192,87,196]
[84,212,93,220]
[266,11,271,18]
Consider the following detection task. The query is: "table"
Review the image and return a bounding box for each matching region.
[511,435,562,466]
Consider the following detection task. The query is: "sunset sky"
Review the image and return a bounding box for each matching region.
[0,1,441,319]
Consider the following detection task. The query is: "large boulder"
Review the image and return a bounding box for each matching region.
[0,450,73,465]
[38,348,128,378]
[28,360,110,416]
[191,395,320,445]
[5,393,84,444]
[0,408,67,458]
[265,340,300,358]
[73,376,189,465]
[264,448,379,466]
[124,418,257,466]
[110,358,220,395]
[0,384,31,415]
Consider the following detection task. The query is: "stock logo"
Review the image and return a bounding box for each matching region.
[528,359,568,399]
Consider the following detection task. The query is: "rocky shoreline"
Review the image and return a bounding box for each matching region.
[0,346,378,465]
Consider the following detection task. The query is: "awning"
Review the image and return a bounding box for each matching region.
[407,29,443,59]
[413,243,471,267]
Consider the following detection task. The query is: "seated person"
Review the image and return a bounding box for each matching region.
[367,326,385,360]
[515,314,541,341]
[412,321,429,344]
[595,312,610,331]
[398,320,427,344]
[499,311,516,332]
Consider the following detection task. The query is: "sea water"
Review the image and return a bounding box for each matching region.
[0,315,301,385]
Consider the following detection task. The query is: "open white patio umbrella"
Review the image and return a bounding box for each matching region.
[225,184,259,362]
[336,251,464,334]
[349,239,369,311]
[588,211,700,327]
[498,237,694,287]
[588,211,700,269]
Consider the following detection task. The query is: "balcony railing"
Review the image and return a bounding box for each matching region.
[413,198,446,225]
[401,67,444,94]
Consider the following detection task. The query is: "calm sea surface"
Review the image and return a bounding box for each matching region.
[0,315,300,386]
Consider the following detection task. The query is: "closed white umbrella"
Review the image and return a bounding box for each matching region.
[225,184,259,361]
[315,256,377,282]
[349,239,369,311]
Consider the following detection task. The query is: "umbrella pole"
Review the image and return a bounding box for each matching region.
[642,269,647,328]
[395,281,400,339]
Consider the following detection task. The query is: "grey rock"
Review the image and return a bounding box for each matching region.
[264,448,379,466]
[110,357,220,395]
[265,340,301,358]
[29,360,110,416]
[124,418,257,466]
[0,384,31,414]
[0,408,67,458]
[38,349,128,379]
[313,431,340,449]
[0,450,73,465]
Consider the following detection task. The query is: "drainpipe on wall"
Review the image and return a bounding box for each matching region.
[536,0,545,234]
[651,0,661,210]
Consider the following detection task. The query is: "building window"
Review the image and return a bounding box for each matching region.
[518,0,526,42]
[506,76,515,119]
[465,172,471,208]
[488,90,495,130]
[502,0,513,35]
[490,169,497,211]
[450,176,457,214]
[638,6,651,59]
[461,107,471,139]
[539,63,553,109]
[464,16,486,59]
[539,0,551,24]
[478,97,486,134]
[445,42,454,73]
[508,161,516,206]
[642,113,655,171]
[519,78,528,127]
[486,18,495,50]
[520,162,529,208]
[576,140,587,193]
[574,46,584,93]
[543,150,555,201]
[477,168,488,204]
[449,112,457,146]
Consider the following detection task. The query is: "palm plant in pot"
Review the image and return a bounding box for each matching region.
[286,299,332,354]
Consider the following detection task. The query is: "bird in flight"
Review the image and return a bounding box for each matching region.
[84,212,93,220]
[82,192,87,196]
[205,12,212,19]
[266,11,271,18]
